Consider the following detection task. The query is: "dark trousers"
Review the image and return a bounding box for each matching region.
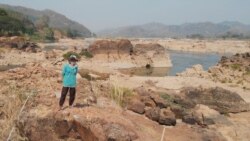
[59,87,76,107]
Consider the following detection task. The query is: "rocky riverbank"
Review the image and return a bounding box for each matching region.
[177,52,250,90]
[1,37,250,141]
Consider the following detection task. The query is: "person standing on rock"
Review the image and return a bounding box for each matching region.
[59,55,78,110]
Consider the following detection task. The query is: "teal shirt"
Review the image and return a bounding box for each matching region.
[62,64,78,87]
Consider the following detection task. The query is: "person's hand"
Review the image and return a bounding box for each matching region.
[57,77,62,83]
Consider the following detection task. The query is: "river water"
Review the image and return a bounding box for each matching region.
[119,51,228,76]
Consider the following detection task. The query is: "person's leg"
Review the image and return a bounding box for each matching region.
[59,87,69,107]
[69,87,76,106]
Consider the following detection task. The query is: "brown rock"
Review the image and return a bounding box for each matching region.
[170,105,188,119]
[180,87,250,114]
[145,107,160,122]
[104,123,136,141]
[150,94,167,108]
[89,39,133,55]
[134,87,151,96]
[158,108,176,126]
[164,124,227,141]
[140,96,156,108]
[182,114,198,125]
[192,104,220,125]
[54,120,71,138]
[73,114,138,141]
[127,100,145,114]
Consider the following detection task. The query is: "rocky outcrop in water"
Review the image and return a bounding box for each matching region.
[89,39,133,55]
[176,64,209,78]
[132,43,172,67]
[88,39,172,68]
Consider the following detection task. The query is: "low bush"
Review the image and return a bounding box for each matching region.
[230,64,241,70]
[79,50,93,58]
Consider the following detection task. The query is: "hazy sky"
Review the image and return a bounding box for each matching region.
[1,0,250,31]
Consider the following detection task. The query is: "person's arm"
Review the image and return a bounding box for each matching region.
[62,64,66,77]
[75,65,78,75]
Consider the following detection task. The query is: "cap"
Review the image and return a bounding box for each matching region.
[69,55,78,61]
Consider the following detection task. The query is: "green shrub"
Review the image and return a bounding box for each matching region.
[230,64,241,70]
[160,93,174,102]
[79,50,93,58]
[0,8,8,16]
[63,51,81,60]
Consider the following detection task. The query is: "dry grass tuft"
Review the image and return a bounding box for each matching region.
[0,82,36,141]
[109,84,133,107]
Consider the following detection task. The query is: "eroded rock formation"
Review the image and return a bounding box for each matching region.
[88,39,172,68]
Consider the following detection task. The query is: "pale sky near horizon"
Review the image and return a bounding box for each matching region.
[1,0,249,32]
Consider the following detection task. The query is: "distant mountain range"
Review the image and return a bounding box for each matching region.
[0,4,93,38]
[97,22,250,38]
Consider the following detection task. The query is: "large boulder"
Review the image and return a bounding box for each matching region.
[17,107,138,141]
[182,114,198,125]
[180,87,250,114]
[74,115,137,141]
[182,104,224,126]
[163,124,227,141]
[192,104,220,125]
[88,40,172,68]
[89,39,133,55]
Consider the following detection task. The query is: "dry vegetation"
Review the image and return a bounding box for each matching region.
[0,80,37,141]
[109,84,134,107]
